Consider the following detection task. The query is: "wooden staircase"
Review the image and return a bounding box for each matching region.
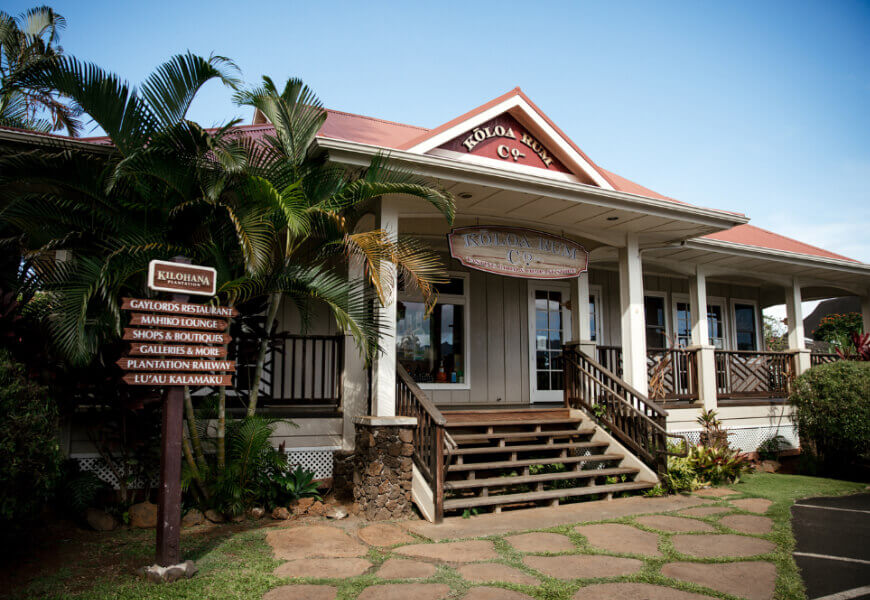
[439,408,657,513]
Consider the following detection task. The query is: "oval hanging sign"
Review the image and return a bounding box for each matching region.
[448,226,588,279]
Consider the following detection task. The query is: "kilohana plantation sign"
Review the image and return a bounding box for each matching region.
[448,226,588,279]
[119,259,238,571]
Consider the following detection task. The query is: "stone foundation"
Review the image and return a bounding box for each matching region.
[337,416,416,520]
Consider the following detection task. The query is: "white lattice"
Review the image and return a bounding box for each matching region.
[284,447,337,480]
[71,454,157,489]
[671,425,799,453]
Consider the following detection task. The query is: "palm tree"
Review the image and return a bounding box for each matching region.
[232,77,455,414]
[0,5,79,134]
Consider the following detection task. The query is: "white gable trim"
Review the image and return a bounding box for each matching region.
[406,95,614,190]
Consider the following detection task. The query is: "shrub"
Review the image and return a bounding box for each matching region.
[686,445,750,485]
[757,435,788,461]
[790,361,870,474]
[661,453,701,494]
[0,350,62,543]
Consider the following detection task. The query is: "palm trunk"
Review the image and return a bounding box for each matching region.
[247,291,282,416]
[181,432,207,500]
[183,386,207,472]
[217,385,226,471]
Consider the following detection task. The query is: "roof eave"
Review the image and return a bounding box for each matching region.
[315,136,749,232]
[0,128,115,154]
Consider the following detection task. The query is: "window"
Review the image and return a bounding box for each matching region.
[707,305,725,348]
[675,301,691,347]
[644,295,667,348]
[534,289,566,392]
[674,300,725,348]
[734,302,758,351]
[397,275,468,386]
[589,286,602,342]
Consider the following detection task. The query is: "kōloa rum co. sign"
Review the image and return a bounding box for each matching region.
[448,226,588,279]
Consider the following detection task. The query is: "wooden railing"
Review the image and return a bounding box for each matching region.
[232,333,344,409]
[563,343,686,474]
[810,352,840,367]
[395,362,448,522]
[597,345,699,404]
[647,347,699,404]
[714,350,794,399]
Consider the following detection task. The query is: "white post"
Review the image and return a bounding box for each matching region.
[371,197,398,417]
[342,214,374,448]
[785,278,811,374]
[570,271,597,356]
[618,233,648,395]
[688,266,717,411]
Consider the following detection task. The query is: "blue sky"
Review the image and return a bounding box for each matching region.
[8,1,870,270]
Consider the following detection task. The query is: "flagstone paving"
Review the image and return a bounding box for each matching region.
[672,533,777,558]
[523,554,644,579]
[457,563,540,586]
[356,583,451,600]
[263,585,337,600]
[661,561,777,600]
[273,558,372,578]
[266,524,367,560]
[731,497,774,513]
[720,514,774,534]
[504,531,576,553]
[463,587,535,600]
[574,522,662,556]
[260,488,785,600]
[394,539,499,562]
[357,523,415,546]
[694,487,738,497]
[679,505,732,517]
[375,558,437,579]
[572,582,718,599]
[635,514,716,532]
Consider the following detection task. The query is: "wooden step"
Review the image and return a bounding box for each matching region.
[442,408,570,424]
[451,428,595,444]
[445,417,585,429]
[445,467,638,491]
[443,481,655,511]
[447,440,607,456]
[446,453,624,473]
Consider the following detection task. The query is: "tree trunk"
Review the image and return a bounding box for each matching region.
[183,386,207,472]
[247,291,282,416]
[217,385,226,471]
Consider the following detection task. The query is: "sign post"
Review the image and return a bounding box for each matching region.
[120,259,236,571]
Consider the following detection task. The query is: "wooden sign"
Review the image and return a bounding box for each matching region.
[122,297,237,317]
[122,373,234,386]
[128,313,228,331]
[128,343,228,358]
[117,358,236,372]
[123,328,231,344]
[148,259,217,296]
[448,226,588,279]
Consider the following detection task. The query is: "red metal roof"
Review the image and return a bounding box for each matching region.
[701,224,857,262]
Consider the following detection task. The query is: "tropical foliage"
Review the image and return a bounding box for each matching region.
[0,5,79,133]
[685,444,750,485]
[811,312,863,346]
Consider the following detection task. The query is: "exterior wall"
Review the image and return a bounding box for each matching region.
[667,405,798,453]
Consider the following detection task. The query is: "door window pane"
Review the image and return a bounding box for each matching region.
[534,289,564,393]
[675,302,691,347]
[644,296,667,348]
[734,303,757,351]
[589,295,597,342]
[707,305,724,348]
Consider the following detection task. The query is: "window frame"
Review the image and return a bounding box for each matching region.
[730,298,762,352]
[398,271,471,390]
[643,291,670,349]
[671,293,728,349]
[589,284,603,343]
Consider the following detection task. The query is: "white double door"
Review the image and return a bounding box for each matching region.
[528,282,571,403]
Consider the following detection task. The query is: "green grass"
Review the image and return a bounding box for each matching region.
[5,472,865,600]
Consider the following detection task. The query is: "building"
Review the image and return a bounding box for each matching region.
[4,87,870,520]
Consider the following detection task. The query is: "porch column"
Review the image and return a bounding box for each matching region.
[371,197,398,417]
[342,214,374,448]
[618,233,648,395]
[688,266,717,411]
[570,271,596,356]
[784,278,811,374]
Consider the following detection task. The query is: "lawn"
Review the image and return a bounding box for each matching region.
[2,472,864,600]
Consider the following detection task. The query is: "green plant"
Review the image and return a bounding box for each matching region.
[790,361,870,475]
[271,466,321,504]
[0,349,62,544]
[661,453,701,494]
[686,445,750,485]
[812,312,863,344]
[461,508,480,519]
[56,459,110,517]
[696,408,729,449]
[757,435,788,461]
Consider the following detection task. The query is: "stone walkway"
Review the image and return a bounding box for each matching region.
[262,488,779,600]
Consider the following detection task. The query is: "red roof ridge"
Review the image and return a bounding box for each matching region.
[702,224,857,263]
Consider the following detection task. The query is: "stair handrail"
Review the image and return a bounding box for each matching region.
[395,362,447,521]
[563,343,687,473]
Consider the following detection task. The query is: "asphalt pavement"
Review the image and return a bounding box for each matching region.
[791,492,870,600]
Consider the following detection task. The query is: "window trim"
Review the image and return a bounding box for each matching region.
[643,291,670,349]
[398,271,471,391]
[671,293,728,349]
[730,298,762,352]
